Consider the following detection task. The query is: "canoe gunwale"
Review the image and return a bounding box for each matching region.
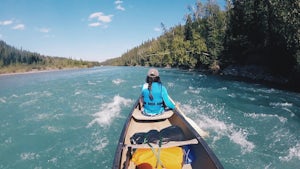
[112,97,224,169]
[112,98,140,169]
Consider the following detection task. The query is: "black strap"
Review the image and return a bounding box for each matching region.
[144,102,163,105]
[122,147,132,169]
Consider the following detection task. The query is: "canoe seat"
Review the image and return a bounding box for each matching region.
[132,109,174,121]
[125,138,198,149]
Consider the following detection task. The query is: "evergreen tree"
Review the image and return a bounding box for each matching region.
[184,15,193,41]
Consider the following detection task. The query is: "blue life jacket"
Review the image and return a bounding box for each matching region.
[141,82,175,115]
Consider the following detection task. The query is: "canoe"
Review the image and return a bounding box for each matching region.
[112,97,224,169]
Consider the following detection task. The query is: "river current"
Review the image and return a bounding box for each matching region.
[0,66,299,169]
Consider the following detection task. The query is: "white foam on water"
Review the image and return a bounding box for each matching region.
[74,91,81,95]
[167,82,174,88]
[76,142,92,156]
[94,95,104,99]
[184,86,201,94]
[0,97,6,103]
[47,157,58,164]
[4,137,12,144]
[112,78,125,85]
[78,148,91,156]
[244,112,287,124]
[88,81,97,85]
[19,99,38,107]
[264,163,273,169]
[75,133,110,157]
[269,102,293,107]
[229,128,255,154]
[26,113,63,122]
[43,126,62,133]
[87,95,133,128]
[228,93,236,98]
[199,115,255,154]
[11,94,19,98]
[36,113,52,120]
[20,152,40,160]
[181,103,255,154]
[43,91,52,97]
[25,92,40,96]
[34,167,43,169]
[217,87,227,91]
[243,87,276,94]
[279,143,300,161]
[260,88,276,93]
[93,137,109,151]
[248,97,256,101]
[24,91,52,97]
[281,107,295,117]
[132,85,141,89]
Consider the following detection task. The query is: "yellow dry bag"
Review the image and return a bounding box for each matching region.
[131,146,183,169]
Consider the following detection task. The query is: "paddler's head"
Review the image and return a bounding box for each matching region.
[146,68,160,83]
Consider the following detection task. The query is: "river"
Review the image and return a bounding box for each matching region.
[0,66,299,169]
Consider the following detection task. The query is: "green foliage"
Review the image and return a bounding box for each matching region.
[223,0,300,74]
[102,1,225,71]
[0,40,100,74]
[101,0,300,79]
[184,15,194,41]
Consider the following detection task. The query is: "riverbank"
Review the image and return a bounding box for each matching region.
[220,65,300,93]
[2,64,299,93]
[0,68,79,76]
[0,65,88,76]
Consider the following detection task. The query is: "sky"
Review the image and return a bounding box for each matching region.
[0,0,225,62]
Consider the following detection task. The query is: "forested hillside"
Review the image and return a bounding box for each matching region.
[223,0,299,74]
[102,0,299,89]
[0,40,100,74]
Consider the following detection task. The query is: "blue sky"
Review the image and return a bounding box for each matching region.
[0,0,225,62]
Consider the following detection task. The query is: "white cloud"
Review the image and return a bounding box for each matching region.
[38,28,50,33]
[154,27,161,32]
[89,12,113,23]
[4,20,13,25]
[115,0,123,5]
[116,4,125,11]
[88,12,113,27]
[89,22,101,27]
[42,34,55,38]
[115,0,125,11]
[12,24,25,30]
[0,34,3,39]
[0,20,13,26]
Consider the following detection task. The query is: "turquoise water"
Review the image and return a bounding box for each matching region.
[0,66,299,169]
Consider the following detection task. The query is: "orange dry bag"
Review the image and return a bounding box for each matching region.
[131,147,183,169]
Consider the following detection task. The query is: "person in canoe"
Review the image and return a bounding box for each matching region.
[139,68,175,116]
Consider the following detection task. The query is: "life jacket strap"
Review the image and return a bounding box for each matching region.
[144,102,163,106]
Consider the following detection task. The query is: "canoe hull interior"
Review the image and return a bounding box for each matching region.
[112,99,223,169]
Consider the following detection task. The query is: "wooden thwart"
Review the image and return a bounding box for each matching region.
[125,138,198,149]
